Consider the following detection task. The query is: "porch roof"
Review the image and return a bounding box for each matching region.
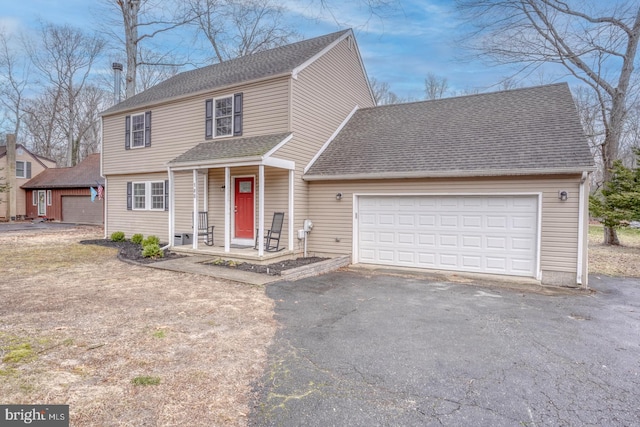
[168,132,292,168]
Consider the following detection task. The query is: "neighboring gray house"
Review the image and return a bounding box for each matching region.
[100,29,594,287]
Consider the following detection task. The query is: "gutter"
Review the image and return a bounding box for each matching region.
[303,167,597,181]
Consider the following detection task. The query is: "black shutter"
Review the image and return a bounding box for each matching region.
[234,92,243,136]
[26,162,32,179]
[125,115,131,150]
[144,111,151,147]
[127,182,132,210]
[205,99,213,139]
[164,179,169,211]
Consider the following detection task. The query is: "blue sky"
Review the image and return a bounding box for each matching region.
[1,0,536,100]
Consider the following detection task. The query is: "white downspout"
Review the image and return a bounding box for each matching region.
[167,167,174,246]
[576,171,588,287]
[192,169,198,250]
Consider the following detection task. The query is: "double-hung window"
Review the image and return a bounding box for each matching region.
[16,161,31,178]
[129,181,167,211]
[205,93,243,139]
[125,111,152,149]
[131,113,146,148]
[215,97,233,137]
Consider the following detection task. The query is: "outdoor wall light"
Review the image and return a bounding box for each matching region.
[220,185,225,191]
[559,190,568,201]
[336,192,343,201]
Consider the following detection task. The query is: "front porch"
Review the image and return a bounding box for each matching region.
[171,242,297,265]
[167,132,301,261]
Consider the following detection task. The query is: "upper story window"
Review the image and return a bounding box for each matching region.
[205,93,243,139]
[16,161,31,179]
[125,111,152,150]
[131,113,146,148]
[215,97,233,137]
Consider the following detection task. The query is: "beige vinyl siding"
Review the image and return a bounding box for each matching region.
[102,77,290,175]
[277,36,374,234]
[307,175,583,277]
[0,151,55,218]
[106,173,169,241]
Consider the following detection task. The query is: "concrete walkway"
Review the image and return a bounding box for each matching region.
[148,255,281,286]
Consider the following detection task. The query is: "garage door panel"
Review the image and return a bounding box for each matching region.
[440,215,458,227]
[358,195,538,277]
[398,233,415,244]
[462,216,482,228]
[462,235,482,249]
[419,215,436,227]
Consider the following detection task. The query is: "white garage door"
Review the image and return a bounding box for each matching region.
[358,195,538,277]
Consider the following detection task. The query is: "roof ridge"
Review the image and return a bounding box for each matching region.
[362,82,570,112]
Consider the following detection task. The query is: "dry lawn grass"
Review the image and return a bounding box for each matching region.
[0,226,276,426]
[589,225,640,277]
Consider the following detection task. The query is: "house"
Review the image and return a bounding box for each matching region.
[0,141,57,220]
[100,29,595,287]
[22,153,104,224]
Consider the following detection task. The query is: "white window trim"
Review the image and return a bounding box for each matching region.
[132,181,165,211]
[16,160,26,178]
[47,190,52,206]
[214,95,234,138]
[32,191,37,206]
[131,112,146,149]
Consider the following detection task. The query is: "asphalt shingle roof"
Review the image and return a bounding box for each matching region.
[102,30,350,116]
[169,133,292,165]
[305,83,595,179]
[22,153,103,189]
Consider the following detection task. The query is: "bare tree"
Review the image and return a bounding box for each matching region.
[103,0,196,98]
[22,87,67,164]
[456,0,640,245]
[189,0,297,63]
[424,72,449,100]
[369,77,408,105]
[0,29,30,139]
[26,22,105,166]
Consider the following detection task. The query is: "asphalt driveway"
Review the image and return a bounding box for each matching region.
[250,271,640,426]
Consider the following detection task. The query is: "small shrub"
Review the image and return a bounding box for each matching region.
[132,376,161,386]
[142,235,160,247]
[131,233,144,245]
[142,243,164,259]
[110,231,125,242]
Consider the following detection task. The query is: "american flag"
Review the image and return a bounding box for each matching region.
[97,185,104,200]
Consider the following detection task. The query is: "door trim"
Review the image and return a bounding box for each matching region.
[232,175,256,245]
[37,190,47,216]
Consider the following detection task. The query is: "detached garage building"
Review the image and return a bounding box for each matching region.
[22,153,104,225]
[304,84,595,287]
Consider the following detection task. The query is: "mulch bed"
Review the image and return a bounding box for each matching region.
[80,239,184,264]
[81,239,327,275]
[207,257,329,276]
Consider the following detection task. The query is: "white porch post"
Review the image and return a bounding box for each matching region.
[203,170,208,211]
[288,169,294,251]
[258,164,265,257]
[224,167,230,252]
[192,169,198,250]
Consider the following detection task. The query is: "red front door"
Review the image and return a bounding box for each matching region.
[234,177,254,239]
